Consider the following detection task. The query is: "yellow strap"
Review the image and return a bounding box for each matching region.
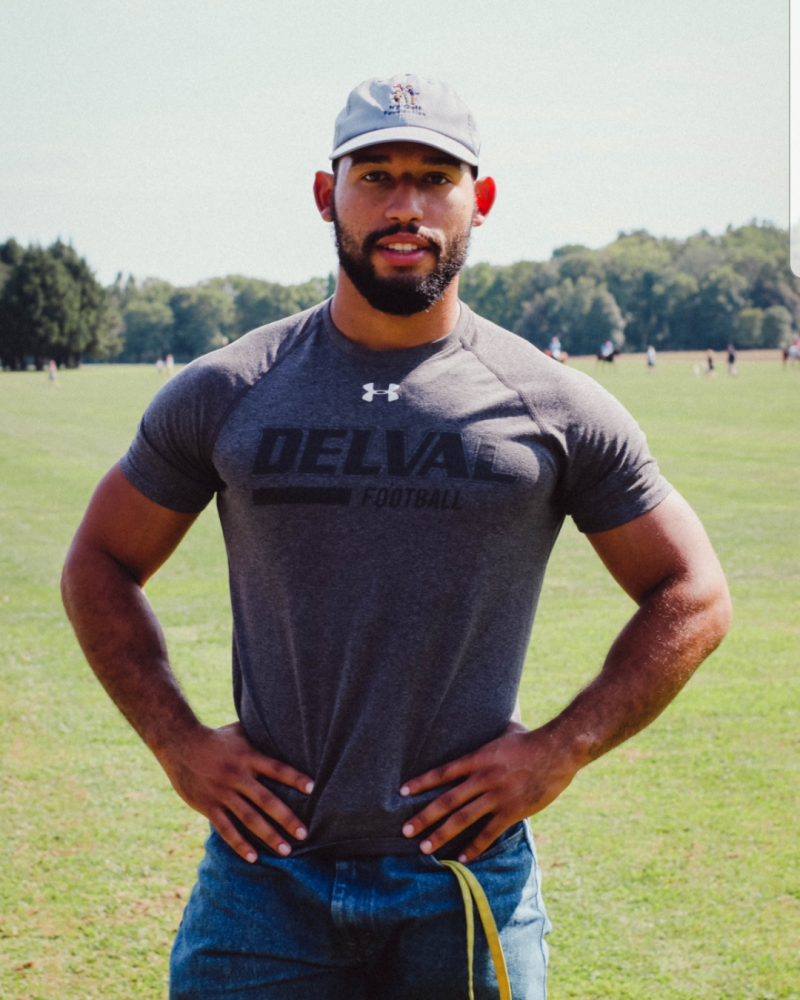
[441,860,513,1000]
[442,862,477,1000]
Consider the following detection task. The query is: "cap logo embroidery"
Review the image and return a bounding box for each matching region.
[385,82,426,117]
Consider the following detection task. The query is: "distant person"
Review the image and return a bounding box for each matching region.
[546,335,567,362]
[156,359,165,375]
[705,349,716,377]
[784,335,800,367]
[62,74,730,1000]
[165,353,174,377]
[726,344,737,377]
[598,339,616,363]
[646,345,656,372]
[47,359,58,385]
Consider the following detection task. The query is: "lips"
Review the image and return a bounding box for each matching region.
[383,242,426,252]
[374,234,432,266]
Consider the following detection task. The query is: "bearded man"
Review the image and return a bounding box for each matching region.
[62,75,731,1000]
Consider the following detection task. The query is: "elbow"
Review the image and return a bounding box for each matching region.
[695,564,733,654]
[60,535,105,622]
[709,577,733,648]
[61,541,82,622]
[658,557,733,657]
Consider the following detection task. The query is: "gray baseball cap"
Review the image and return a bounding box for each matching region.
[330,74,480,168]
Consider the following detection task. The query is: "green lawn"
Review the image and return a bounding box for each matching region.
[1,356,798,999]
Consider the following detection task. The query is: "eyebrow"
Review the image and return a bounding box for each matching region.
[421,153,465,169]
[348,150,466,170]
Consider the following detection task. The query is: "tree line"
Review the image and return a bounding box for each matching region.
[1,222,796,369]
[106,273,332,363]
[461,222,796,354]
[0,239,120,369]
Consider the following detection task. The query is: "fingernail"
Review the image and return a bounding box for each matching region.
[305,781,315,794]
[420,840,433,854]
[278,843,291,856]
[246,852,257,863]
[399,785,410,796]
[458,854,467,863]
[295,827,308,840]
[402,823,415,837]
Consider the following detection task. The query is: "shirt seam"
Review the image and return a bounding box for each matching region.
[205,307,321,466]
[133,422,220,499]
[323,301,468,369]
[459,335,548,439]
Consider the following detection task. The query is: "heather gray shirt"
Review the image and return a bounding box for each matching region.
[121,301,671,856]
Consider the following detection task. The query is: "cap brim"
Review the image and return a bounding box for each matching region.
[330,125,478,167]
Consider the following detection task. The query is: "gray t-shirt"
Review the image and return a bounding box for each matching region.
[121,301,671,857]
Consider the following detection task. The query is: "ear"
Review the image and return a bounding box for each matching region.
[472,176,496,227]
[314,171,335,222]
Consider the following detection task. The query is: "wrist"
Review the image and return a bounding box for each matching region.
[147,714,208,768]
[529,717,594,776]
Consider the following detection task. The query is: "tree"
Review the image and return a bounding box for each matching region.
[169,286,234,361]
[0,239,23,294]
[552,244,589,258]
[113,279,176,362]
[694,266,748,350]
[514,277,625,355]
[0,241,119,369]
[556,251,605,285]
[649,272,700,350]
[584,289,626,350]
[121,299,175,362]
[226,276,327,338]
[513,293,551,345]
[732,308,764,348]
[0,245,80,369]
[459,260,543,331]
[49,241,121,362]
[761,305,793,348]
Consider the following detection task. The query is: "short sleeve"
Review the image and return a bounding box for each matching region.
[119,365,228,514]
[558,375,672,534]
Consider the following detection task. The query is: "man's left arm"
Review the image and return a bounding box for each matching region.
[399,490,732,861]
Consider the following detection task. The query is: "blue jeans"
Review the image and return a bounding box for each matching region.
[170,821,550,999]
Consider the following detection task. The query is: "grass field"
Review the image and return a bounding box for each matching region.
[1,354,798,999]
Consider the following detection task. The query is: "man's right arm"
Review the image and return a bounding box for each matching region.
[61,464,314,862]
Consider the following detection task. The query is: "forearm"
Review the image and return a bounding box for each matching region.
[402,495,732,860]
[61,468,314,861]
[61,543,201,761]
[543,568,731,769]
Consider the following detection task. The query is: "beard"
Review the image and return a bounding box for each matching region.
[330,199,472,317]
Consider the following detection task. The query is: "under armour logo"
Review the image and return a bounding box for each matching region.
[362,383,400,402]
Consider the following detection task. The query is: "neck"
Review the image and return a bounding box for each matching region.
[329,270,461,350]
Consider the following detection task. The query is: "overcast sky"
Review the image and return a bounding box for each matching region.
[0,0,788,287]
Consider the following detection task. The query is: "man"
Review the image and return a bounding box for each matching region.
[62,74,731,999]
[727,343,737,377]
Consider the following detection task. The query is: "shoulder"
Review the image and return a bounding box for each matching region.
[167,302,323,398]
[460,307,625,434]
[145,302,325,424]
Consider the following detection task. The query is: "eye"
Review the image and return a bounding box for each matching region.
[426,172,452,186]
[362,170,389,182]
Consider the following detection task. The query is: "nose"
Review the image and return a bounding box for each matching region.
[385,178,423,225]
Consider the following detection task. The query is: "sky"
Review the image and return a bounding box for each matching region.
[0,0,789,288]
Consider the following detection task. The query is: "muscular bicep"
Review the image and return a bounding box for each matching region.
[586,490,726,606]
[67,463,200,586]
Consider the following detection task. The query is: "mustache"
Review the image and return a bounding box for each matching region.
[361,224,442,258]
